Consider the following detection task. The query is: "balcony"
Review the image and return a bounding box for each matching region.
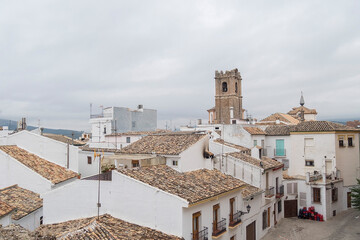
[274,148,286,157]
[192,227,208,240]
[276,185,284,198]
[229,211,242,228]
[212,218,226,237]
[265,186,275,198]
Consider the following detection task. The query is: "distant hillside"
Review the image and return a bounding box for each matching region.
[0,118,84,139]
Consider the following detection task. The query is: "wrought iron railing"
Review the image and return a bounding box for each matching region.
[192,227,208,240]
[229,211,242,227]
[265,186,274,197]
[212,218,226,236]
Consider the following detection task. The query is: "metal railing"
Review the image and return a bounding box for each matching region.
[276,185,284,198]
[265,186,274,197]
[274,148,286,157]
[229,211,242,227]
[212,218,226,236]
[192,227,208,240]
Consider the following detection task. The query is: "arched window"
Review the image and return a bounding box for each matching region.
[235,82,238,93]
[222,82,228,92]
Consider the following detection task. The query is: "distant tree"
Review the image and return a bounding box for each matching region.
[351,179,360,211]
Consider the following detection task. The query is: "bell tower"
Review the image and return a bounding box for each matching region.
[214,68,243,124]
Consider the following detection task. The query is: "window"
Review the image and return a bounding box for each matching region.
[348,137,353,147]
[132,121,136,128]
[313,188,321,203]
[262,210,268,230]
[132,160,139,168]
[40,216,43,225]
[232,120,236,124]
[287,182,298,194]
[172,160,178,166]
[126,137,131,143]
[87,156,92,164]
[253,140,257,146]
[275,139,285,156]
[332,188,338,202]
[213,204,220,233]
[305,160,314,167]
[103,127,106,134]
[192,212,201,240]
[300,192,307,207]
[282,159,289,170]
[339,136,345,147]
[235,82,238,93]
[278,201,282,213]
[229,198,235,222]
[222,82,228,92]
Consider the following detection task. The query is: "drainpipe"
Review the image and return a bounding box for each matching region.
[67,141,70,169]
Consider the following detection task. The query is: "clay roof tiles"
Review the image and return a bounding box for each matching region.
[291,121,358,132]
[229,152,283,170]
[0,185,42,220]
[120,132,206,155]
[243,127,266,135]
[265,125,294,136]
[43,133,86,146]
[118,165,261,203]
[0,201,15,218]
[35,214,181,240]
[106,129,171,137]
[0,145,78,184]
[213,139,250,153]
[288,106,317,115]
[260,113,299,125]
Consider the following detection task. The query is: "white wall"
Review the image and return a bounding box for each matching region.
[0,151,53,194]
[222,125,253,149]
[178,136,211,172]
[0,213,12,227]
[78,151,114,178]
[14,207,43,231]
[43,179,111,224]
[110,171,186,237]
[6,131,79,173]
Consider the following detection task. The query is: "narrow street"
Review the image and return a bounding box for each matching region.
[262,209,360,240]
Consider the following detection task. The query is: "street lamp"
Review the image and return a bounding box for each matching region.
[240,204,251,215]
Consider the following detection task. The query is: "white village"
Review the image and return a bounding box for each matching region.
[0,69,359,239]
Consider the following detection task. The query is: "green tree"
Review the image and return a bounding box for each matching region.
[350,179,360,211]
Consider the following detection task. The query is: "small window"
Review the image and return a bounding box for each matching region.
[132,160,140,168]
[348,137,353,147]
[40,216,43,225]
[339,136,345,147]
[282,159,289,170]
[235,82,238,93]
[254,140,257,146]
[173,160,178,166]
[132,121,136,128]
[232,120,236,124]
[333,210,336,216]
[215,127,220,130]
[103,127,107,134]
[305,160,314,167]
[222,82,228,92]
[332,188,338,202]
[87,156,92,164]
[313,188,321,203]
[126,137,131,143]
[278,201,282,213]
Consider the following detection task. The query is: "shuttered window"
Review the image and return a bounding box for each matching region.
[313,188,321,203]
[262,210,267,230]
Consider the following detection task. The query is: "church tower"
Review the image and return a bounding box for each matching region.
[213,68,243,124]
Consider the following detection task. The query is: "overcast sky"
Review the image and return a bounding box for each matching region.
[1,0,359,131]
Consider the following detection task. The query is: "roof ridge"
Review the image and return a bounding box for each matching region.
[0,184,18,192]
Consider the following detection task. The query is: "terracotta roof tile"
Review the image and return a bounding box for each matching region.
[291,121,358,132]
[213,139,250,153]
[106,129,171,137]
[43,133,86,146]
[288,106,317,115]
[243,127,266,135]
[0,201,15,218]
[120,133,206,155]
[229,152,283,170]
[265,125,293,136]
[0,185,42,220]
[0,145,78,184]
[118,165,260,204]
[36,214,181,239]
[261,113,299,125]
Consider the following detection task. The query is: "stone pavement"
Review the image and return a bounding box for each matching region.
[262,208,360,240]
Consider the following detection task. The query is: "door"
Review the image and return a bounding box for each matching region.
[213,204,219,232]
[229,198,235,222]
[267,207,271,227]
[284,200,298,218]
[246,221,256,240]
[347,192,352,208]
[192,212,201,240]
[276,139,285,156]
[274,203,277,225]
[266,172,269,189]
